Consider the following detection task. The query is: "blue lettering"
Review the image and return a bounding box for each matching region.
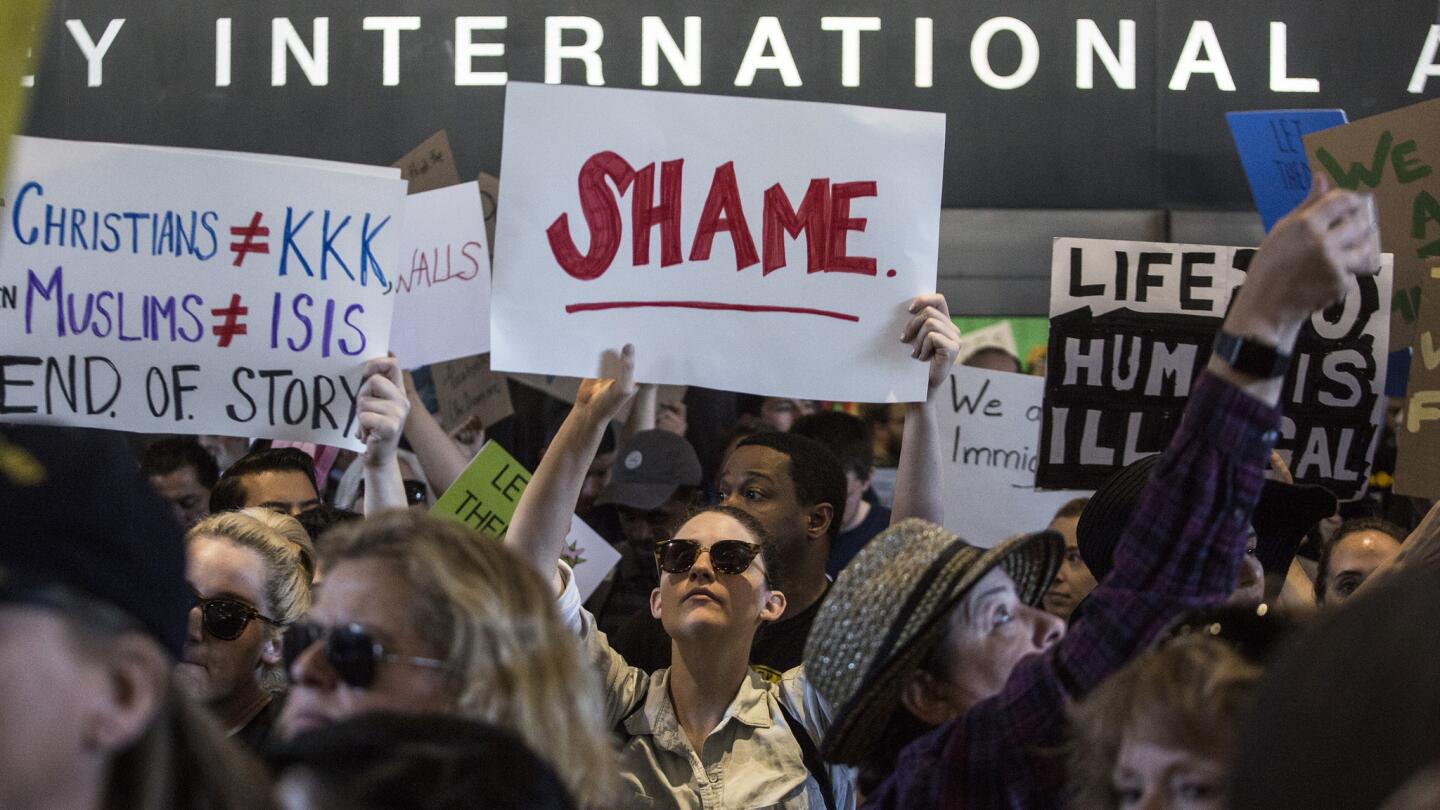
[358,213,390,288]
[321,210,353,282]
[280,207,315,278]
[101,213,121,253]
[12,181,42,245]
[44,205,65,247]
[180,294,204,342]
[197,211,219,260]
[288,293,313,352]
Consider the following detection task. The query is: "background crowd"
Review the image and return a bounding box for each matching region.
[5,180,1440,810]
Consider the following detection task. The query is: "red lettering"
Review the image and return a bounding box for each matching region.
[827,181,877,276]
[545,151,636,281]
[762,179,830,275]
[688,161,759,271]
[632,159,684,267]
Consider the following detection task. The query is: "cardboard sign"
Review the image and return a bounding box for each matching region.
[956,321,1019,365]
[1039,237,1392,500]
[431,440,619,598]
[392,130,460,193]
[938,366,1089,547]
[389,182,492,368]
[1395,269,1440,498]
[431,353,513,432]
[0,136,405,449]
[490,82,945,403]
[1227,109,1347,232]
[1306,98,1440,350]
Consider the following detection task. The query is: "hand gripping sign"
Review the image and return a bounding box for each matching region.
[490,83,946,403]
[0,137,406,449]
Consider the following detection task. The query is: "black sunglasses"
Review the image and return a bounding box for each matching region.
[654,539,763,576]
[192,591,280,641]
[283,622,445,688]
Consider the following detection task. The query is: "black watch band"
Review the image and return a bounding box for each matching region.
[1212,330,1292,379]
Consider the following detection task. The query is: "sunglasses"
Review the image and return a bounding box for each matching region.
[192,591,280,641]
[283,622,445,689]
[654,539,763,576]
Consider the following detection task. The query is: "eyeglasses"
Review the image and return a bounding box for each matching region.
[283,622,445,688]
[192,591,280,641]
[654,539,763,576]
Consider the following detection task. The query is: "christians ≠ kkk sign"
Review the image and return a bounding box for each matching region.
[0,136,406,449]
[490,82,945,403]
[1038,237,1392,500]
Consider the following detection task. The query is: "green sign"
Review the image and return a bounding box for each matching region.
[431,440,531,539]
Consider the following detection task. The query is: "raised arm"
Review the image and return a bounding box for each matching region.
[507,345,637,590]
[356,356,411,514]
[891,293,961,526]
[400,369,472,494]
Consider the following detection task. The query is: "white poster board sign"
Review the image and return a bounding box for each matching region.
[956,320,1019,364]
[939,365,1090,547]
[0,136,406,449]
[491,83,946,403]
[565,515,623,601]
[390,182,492,368]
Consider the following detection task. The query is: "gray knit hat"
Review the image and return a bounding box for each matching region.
[804,518,1063,764]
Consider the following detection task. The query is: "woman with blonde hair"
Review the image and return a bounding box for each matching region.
[279,510,616,807]
[1068,635,1263,809]
[179,507,315,751]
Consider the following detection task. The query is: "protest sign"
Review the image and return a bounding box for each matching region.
[431,353,512,432]
[0,136,405,449]
[1227,109,1347,232]
[389,182,492,368]
[1038,237,1392,500]
[1306,98,1440,350]
[1395,269,1440,498]
[478,172,500,260]
[491,82,945,403]
[432,440,619,598]
[938,365,1089,547]
[393,130,460,193]
[956,321,1019,365]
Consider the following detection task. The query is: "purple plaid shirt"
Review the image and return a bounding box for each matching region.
[866,372,1280,809]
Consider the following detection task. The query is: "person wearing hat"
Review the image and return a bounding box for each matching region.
[584,429,704,637]
[0,426,271,810]
[1074,452,1338,612]
[808,177,1381,808]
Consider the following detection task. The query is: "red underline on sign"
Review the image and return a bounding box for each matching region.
[564,300,860,322]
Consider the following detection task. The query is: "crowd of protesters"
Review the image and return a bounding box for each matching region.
[5,178,1440,810]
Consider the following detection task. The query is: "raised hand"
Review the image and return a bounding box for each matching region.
[1227,175,1381,350]
[901,293,962,395]
[356,356,410,467]
[574,344,638,429]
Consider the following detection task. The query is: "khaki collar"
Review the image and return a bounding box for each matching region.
[626,668,776,753]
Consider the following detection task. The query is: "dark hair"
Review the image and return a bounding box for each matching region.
[296,504,363,549]
[791,411,874,481]
[140,437,220,489]
[1051,497,1089,522]
[1315,517,1406,602]
[268,712,575,810]
[735,431,847,543]
[962,346,1022,372]
[668,503,785,591]
[208,448,318,513]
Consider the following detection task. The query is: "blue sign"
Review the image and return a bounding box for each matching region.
[1227,110,1348,231]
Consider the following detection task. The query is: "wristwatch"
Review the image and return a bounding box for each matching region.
[1212,330,1292,379]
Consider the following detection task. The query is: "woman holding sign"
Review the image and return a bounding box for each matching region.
[506,295,959,809]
